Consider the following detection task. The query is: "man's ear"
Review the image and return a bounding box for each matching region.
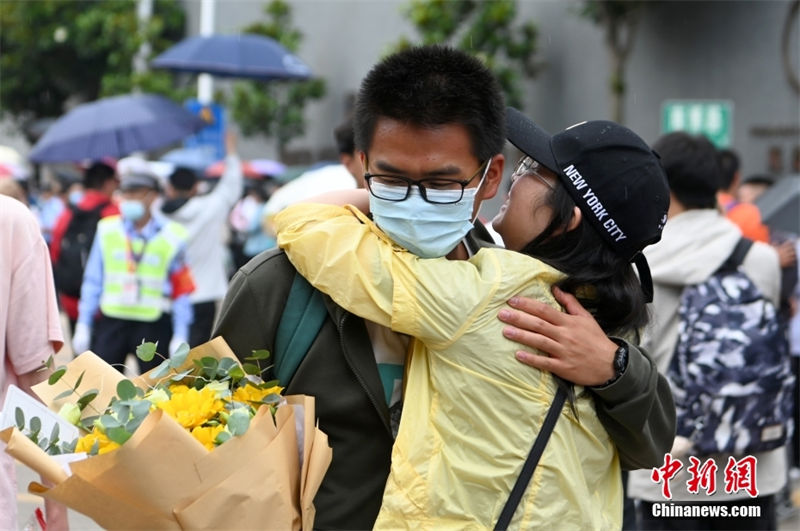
[568,206,582,231]
[479,153,505,201]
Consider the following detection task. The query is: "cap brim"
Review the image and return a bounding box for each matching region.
[120,173,159,191]
[506,107,559,174]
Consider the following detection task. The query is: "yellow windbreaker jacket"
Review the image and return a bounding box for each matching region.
[276,204,622,530]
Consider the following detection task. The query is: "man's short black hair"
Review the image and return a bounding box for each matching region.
[353,45,506,162]
[169,166,198,191]
[653,132,720,209]
[717,148,740,190]
[83,161,116,190]
[334,115,355,155]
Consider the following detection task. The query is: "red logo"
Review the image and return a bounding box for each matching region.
[650,454,758,499]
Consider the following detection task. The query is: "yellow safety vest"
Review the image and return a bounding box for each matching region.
[98,216,187,322]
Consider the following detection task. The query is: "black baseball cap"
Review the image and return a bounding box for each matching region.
[506,107,670,300]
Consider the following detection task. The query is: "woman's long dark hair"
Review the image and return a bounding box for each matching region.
[517,183,648,411]
[520,184,649,337]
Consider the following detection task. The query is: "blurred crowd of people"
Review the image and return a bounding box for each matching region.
[0,114,362,365]
[0,45,798,531]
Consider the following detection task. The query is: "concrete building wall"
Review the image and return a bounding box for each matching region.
[182,0,797,182]
[4,0,797,213]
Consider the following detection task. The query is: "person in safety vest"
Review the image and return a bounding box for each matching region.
[71,171,195,373]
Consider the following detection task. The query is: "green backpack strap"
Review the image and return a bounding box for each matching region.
[274,272,328,385]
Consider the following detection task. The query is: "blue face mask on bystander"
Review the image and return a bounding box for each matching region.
[119,200,146,222]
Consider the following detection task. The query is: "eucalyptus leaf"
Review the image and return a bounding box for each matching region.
[199,357,219,377]
[30,416,41,435]
[99,414,122,430]
[131,400,151,418]
[136,341,158,362]
[81,415,99,431]
[73,370,85,391]
[228,366,245,381]
[215,431,232,445]
[169,343,190,367]
[170,369,193,382]
[242,363,260,376]
[77,389,99,410]
[218,357,237,373]
[37,437,49,451]
[14,407,24,431]
[247,349,272,361]
[113,404,131,423]
[116,380,137,401]
[199,356,217,368]
[48,368,66,385]
[90,439,100,456]
[227,409,251,436]
[45,355,55,370]
[262,393,282,405]
[49,423,60,444]
[61,439,77,454]
[125,414,146,434]
[106,426,133,445]
[54,389,74,402]
[150,359,171,379]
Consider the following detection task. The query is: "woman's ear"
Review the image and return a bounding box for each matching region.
[567,206,582,231]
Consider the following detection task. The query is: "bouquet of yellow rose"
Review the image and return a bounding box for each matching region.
[1,337,331,530]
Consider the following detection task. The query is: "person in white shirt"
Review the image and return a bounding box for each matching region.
[158,133,243,346]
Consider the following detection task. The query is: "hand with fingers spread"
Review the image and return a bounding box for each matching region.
[498,286,618,387]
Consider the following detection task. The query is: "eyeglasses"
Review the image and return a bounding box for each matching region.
[364,158,490,204]
[512,156,556,190]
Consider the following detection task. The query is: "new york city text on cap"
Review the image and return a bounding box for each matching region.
[562,163,627,244]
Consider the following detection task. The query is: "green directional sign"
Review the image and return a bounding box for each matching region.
[661,100,733,148]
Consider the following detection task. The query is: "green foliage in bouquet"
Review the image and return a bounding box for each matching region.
[13,407,77,456]
[38,342,283,456]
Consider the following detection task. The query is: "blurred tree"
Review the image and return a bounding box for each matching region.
[392,0,540,109]
[228,0,326,158]
[577,0,644,124]
[0,0,188,131]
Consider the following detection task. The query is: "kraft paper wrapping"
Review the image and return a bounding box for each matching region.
[4,337,332,530]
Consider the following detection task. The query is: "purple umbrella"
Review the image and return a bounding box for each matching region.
[151,34,312,81]
[30,94,207,163]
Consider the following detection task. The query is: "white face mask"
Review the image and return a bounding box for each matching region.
[369,163,489,258]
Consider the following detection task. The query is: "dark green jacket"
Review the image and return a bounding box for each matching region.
[212,228,675,530]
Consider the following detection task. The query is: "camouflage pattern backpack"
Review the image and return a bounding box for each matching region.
[667,238,794,456]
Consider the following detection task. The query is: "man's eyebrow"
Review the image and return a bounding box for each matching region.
[372,160,464,178]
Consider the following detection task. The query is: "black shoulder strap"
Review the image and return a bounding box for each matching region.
[718,237,754,272]
[494,386,567,530]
